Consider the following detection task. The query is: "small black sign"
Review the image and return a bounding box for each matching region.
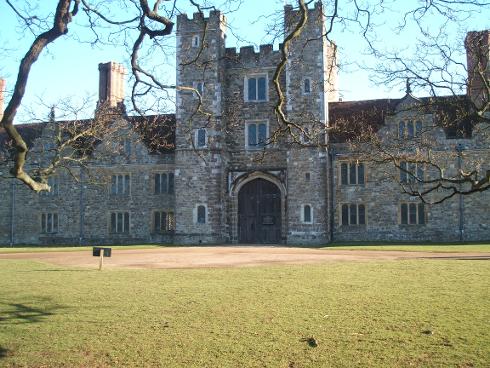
[93,247,112,257]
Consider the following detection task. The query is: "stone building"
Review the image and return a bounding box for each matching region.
[0,2,489,246]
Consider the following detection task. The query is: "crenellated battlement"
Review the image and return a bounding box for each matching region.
[284,0,323,14]
[284,0,324,36]
[176,9,226,32]
[224,44,283,65]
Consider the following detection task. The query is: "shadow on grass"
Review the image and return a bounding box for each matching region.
[421,255,490,260]
[0,300,66,325]
[17,269,91,272]
[0,346,9,359]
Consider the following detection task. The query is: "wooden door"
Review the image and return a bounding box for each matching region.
[238,179,281,243]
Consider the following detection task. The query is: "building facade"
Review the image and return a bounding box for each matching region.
[0,2,489,245]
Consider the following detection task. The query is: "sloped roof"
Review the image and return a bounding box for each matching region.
[328,98,398,143]
[328,94,482,142]
[0,113,177,158]
[0,123,44,149]
[129,114,176,153]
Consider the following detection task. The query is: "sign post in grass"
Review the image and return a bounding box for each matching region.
[92,247,112,270]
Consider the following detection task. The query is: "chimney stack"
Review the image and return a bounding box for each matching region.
[0,79,5,120]
[465,30,490,109]
[98,62,126,108]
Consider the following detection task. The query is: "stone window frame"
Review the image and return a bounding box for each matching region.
[339,161,366,186]
[121,137,131,157]
[243,73,268,102]
[191,35,200,48]
[399,161,424,184]
[245,120,269,150]
[302,77,312,95]
[194,128,207,149]
[194,204,207,224]
[398,119,423,139]
[152,210,176,233]
[192,81,204,98]
[399,202,426,225]
[154,172,175,195]
[40,175,60,197]
[41,212,59,234]
[109,211,130,234]
[301,204,313,224]
[110,173,131,196]
[340,203,367,226]
[445,120,473,139]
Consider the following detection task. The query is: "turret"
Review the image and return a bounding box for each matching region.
[284,0,332,135]
[284,1,331,245]
[465,30,490,109]
[176,10,227,144]
[174,10,228,244]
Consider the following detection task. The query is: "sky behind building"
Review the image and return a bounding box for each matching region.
[0,0,489,122]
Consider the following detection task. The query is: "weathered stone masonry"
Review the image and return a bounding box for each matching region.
[0,2,488,245]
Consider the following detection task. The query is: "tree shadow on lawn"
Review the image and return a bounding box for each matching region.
[0,346,9,358]
[421,255,490,260]
[17,269,92,272]
[0,299,67,325]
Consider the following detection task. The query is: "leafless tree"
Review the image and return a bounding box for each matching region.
[266,0,489,204]
[1,0,489,204]
[0,0,233,191]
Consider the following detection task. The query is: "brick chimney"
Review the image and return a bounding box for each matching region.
[465,30,490,108]
[97,62,126,108]
[0,79,5,120]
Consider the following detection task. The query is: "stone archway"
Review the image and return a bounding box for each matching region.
[238,178,281,244]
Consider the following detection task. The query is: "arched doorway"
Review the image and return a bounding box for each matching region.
[238,178,281,243]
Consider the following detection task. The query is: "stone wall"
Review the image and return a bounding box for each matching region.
[0,119,176,246]
[332,96,490,242]
[174,9,227,244]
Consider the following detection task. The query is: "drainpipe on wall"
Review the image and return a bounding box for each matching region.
[328,147,335,243]
[79,168,85,246]
[10,181,15,247]
[456,144,465,242]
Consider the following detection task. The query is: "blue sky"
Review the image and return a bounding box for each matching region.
[1,0,489,122]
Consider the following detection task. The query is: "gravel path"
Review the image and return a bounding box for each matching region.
[1,246,489,269]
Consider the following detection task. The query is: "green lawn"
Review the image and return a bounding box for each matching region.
[0,259,488,367]
[0,245,162,254]
[1,243,489,254]
[323,243,490,253]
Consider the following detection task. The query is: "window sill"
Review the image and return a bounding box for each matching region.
[151,230,175,235]
[340,224,367,229]
[245,146,267,151]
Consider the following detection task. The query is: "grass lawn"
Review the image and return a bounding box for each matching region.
[323,243,490,253]
[0,259,488,367]
[0,245,162,254]
[1,243,489,254]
